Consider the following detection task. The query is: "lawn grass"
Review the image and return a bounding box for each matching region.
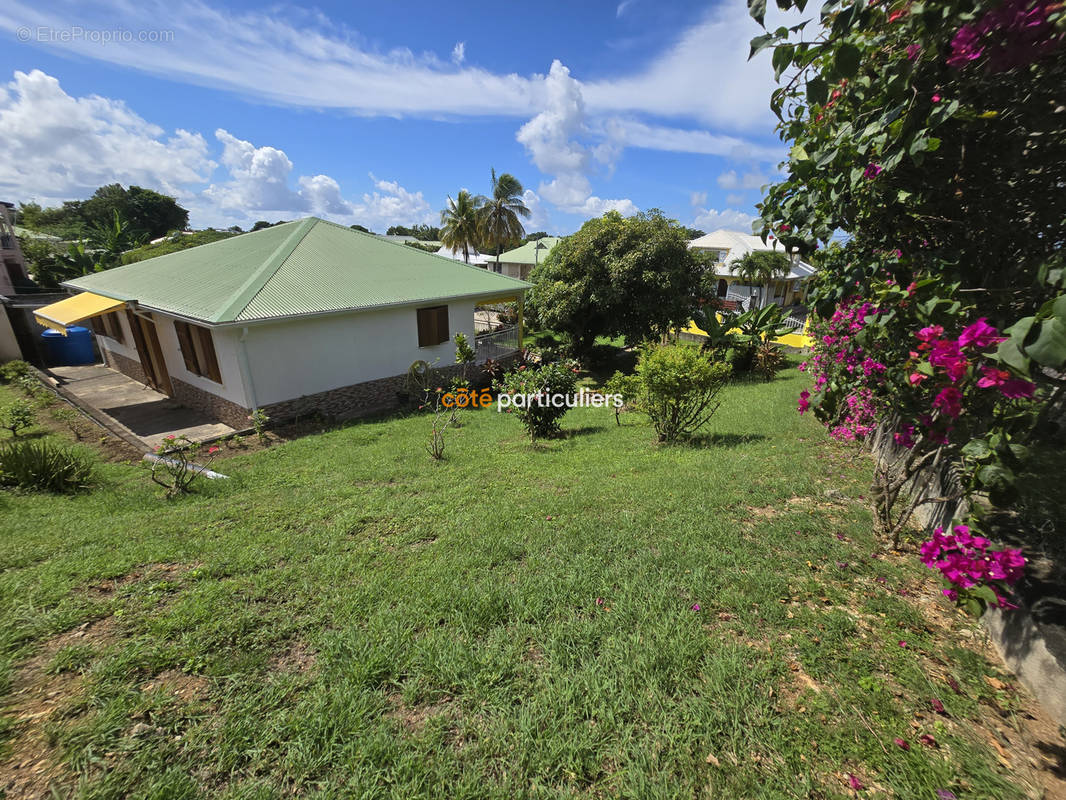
[0,369,1036,799]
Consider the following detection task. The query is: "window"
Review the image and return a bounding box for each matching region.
[416,305,450,348]
[174,320,222,383]
[89,311,125,344]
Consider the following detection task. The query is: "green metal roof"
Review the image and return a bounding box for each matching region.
[65,218,531,324]
[497,236,561,266]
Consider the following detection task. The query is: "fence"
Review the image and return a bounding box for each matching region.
[475,325,520,362]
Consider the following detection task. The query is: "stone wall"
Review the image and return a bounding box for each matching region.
[103,348,148,386]
[171,377,254,429]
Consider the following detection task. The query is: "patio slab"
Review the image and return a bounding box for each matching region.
[48,364,235,450]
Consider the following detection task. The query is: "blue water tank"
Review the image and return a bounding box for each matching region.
[41,326,95,366]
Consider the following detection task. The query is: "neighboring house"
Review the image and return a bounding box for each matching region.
[0,202,31,296]
[494,237,561,279]
[688,229,816,310]
[434,244,491,268]
[33,217,530,426]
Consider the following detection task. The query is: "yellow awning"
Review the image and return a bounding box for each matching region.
[34,293,126,335]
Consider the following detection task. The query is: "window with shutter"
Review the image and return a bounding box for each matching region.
[174,320,223,384]
[416,305,449,347]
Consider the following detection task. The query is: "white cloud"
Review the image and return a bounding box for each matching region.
[298,174,353,216]
[616,0,638,17]
[726,192,746,206]
[451,42,466,65]
[0,69,214,204]
[351,174,435,231]
[521,189,551,232]
[692,207,755,232]
[599,118,781,162]
[206,129,304,212]
[516,61,636,218]
[690,191,707,207]
[716,169,767,191]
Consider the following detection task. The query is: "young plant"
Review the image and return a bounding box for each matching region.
[1,399,36,437]
[49,405,83,439]
[752,340,786,381]
[249,409,270,444]
[150,434,221,498]
[494,359,579,441]
[613,344,732,443]
[422,389,453,461]
[0,440,95,493]
[0,360,31,384]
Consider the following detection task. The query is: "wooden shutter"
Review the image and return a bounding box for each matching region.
[417,306,449,347]
[89,316,106,336]
[434,306,449,345]
[174,321,200,374]
[195,326,222,383]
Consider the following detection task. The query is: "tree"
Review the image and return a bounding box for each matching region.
[530,210,703,355]
[82,184,188,239]
[251,221,273,232]
[440,190,485,264]
[88,210,146,267]
[479,169,531,273]
[350,224,371,233]
[680,227,706,240]
[522,231,550,244]
[728,251,791,308]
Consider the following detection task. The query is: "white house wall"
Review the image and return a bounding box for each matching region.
[151,314,249,407]
[241,300,477,406]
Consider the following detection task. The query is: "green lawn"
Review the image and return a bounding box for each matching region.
[0,370,1034,799]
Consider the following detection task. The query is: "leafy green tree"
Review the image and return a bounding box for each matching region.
[350,224,371,233]
[728,251,791,308]
[530,210,703,355]
[251,221,274,232]
[480,169,531,273]
[680,227,706,240]
[88,210,147,268]
[82,184,188,240]
[440,190,486,264]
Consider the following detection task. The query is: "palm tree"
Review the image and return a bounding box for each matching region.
[440,190,485,264]
[729,250,791,309]
[479,169,531,273]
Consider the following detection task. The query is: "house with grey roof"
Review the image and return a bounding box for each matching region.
[33,217,530,427]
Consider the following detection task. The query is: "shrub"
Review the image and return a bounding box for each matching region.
[49,405,82,439]
[150,434,222,498]
[494,359,579,441]
[0,360,31,384]
[249,409,270,444]
[0,440,95,493]
[612,345,732,443]
[753,341,787,382]
[1,399,36,437]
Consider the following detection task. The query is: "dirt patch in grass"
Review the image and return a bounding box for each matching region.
[0,616,119,799]
[84,561,200,597]
[385,693,455,734]
[269,641,316,674]
[140,669,211,704]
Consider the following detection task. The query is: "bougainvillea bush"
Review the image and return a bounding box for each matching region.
[751,0,1065,611]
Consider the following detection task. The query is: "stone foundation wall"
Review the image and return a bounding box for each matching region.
[262,353,519,422]
[171,377,253,429]
[103,348,148,386]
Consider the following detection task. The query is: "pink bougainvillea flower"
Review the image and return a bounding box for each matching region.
[863,163,883,179]
[931,698,946,714]
[908,372,928,386]
[936,791,957,800]
[906,43,922,60]
[894,737,910,751]
[920,734,938,748]
[798,389,811,415]
[888,7,908,22]
[596,597,605,606]
[898,640,908,648]
[847,773,865,790]
[933,386,964,418]
[915,325,943,342]
[207,446,220,454]
[999,378,1036,399]
[976,366,1010,389]
[958,317,1004,350]
[932,93,942,102]
[691,603,702,612]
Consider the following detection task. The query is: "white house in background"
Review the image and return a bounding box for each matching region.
[434,244,491,268]
[494,237,562,280]
[33,218,530,426]
[688,229,816,310]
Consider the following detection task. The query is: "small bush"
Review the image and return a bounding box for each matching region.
[611,345,732,443]
[0,360,31,384]
[1,399,36,437]
[0,440,95,493]
[494,359,579,441]
[753,341,786,382]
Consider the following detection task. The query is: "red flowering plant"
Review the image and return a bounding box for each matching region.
[920,523,1025,614]
[149,434,223,498]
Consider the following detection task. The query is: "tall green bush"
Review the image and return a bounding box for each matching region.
[0,440,95,493]
[609,345,731,443]
[494,360,579,441]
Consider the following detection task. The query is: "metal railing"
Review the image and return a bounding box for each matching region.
[475,325,520,362]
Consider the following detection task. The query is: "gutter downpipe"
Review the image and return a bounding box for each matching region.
[237,326,259,412]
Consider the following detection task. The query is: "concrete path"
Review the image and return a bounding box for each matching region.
[48,364,235,450]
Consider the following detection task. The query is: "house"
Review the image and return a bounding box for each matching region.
[434,244,491,268]
[494,237,561,279]
[688,229,816,310]
[32,217,530,426]
[0,202,30,296]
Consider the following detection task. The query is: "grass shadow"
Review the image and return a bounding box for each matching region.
[686,432,769,449]
[560,425,607,439]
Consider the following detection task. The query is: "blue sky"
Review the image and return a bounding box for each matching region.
[0,0,791,235]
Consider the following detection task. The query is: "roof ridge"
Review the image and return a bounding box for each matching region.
[209,218,318,323]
